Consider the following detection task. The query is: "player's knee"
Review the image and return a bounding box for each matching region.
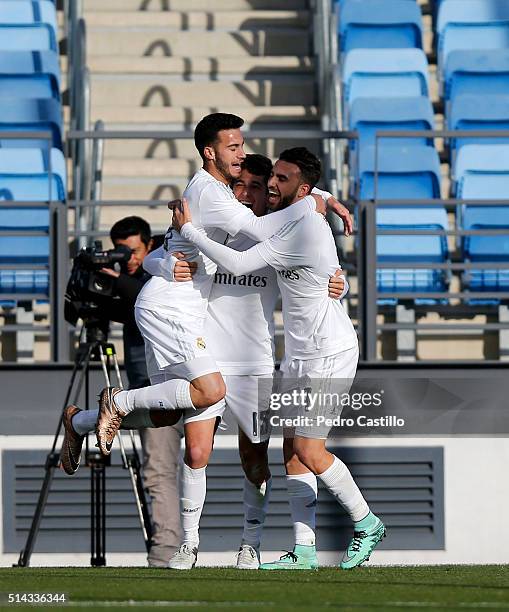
[293,444,317,473]
[191,378,226,409]
[185,443,212,468]
[240,449,269,486]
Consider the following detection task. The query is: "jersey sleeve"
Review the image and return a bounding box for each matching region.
[312,186,333,201]
[180,222,268,276]
[142,245,177,281]
[200,181,316,241]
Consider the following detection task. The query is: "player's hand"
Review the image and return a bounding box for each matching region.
[312,193,327,216]
[172,251,197,282]
[171,197,192,231]
[99,267,120,279]
[326,197,353,237]
[328,268,346,299]
[168,198,182,211]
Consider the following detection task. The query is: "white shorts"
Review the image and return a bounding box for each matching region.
[223,374,273,443]
[136,305,217,380]
[277,345,359,439]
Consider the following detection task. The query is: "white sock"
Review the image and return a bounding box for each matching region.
[317,455,369,522]
[241,477,272,549]
[286,472,317,547]
[71,409,98,436]
[114,379,195,415]
[180,462,206,547]
[120,409,154,429]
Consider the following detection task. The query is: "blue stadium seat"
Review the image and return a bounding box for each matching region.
[453,144,509,294]
[349,96,434,147]
[0,1,58,35]
[444,50,509,103]
[0,50,60,101]
[358,144,441,200]
[0,99,62,149]
[339,0,423,52]
[377,233,448,295]
[0,24,57,52]
[437,0,509,74]
[448,94,509,153]
[0,147,66,200]
[453,143,509,186]
[342,49,429,111]
[0,205,50,295]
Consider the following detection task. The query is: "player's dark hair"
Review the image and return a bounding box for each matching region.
[241,154,272,185]
[194,113,244,160]
[110,216,152,247]
[278,147,321,190]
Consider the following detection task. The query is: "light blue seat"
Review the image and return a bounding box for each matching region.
[339,0,423,52]
[453,145,509,293]
[0,147,66,200]
[453,144,509,185]
[448,94,509,153]
[358,144,441,200]
[437,0,509,74]
[0,24,56,52]
[349,96,434,147]
[0,205,50,295]
[0,1,57,35]
[444,50,509,102]
[341,49,429,111]
[0,99,62,149]
[377,233,448,295]
[0,50,60,101]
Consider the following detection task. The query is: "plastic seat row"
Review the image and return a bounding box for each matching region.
[0,0,66,298]
[337,2,447,299]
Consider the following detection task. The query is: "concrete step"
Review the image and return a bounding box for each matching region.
[83,0,308,11]
[98,203,174,233]
[100,177,190,201]
[86,29,310,56]
[90,75,316,107]
[87,104,318,125]
[99,133,319,160]
[84,10,309,29]
[103,158,200,176]
[81,55,313,76]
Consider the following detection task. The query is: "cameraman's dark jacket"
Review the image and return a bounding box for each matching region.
[100,266,150,389]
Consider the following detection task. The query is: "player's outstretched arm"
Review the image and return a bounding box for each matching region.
[312,187,353,237]
[174,200,267,276]
[200,182,320,242]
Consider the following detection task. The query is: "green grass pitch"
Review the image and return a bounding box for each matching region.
[0,566,508,611]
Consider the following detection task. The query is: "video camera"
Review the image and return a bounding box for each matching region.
[64,241,131,328]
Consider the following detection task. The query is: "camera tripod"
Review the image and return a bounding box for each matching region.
[16,322,153,567]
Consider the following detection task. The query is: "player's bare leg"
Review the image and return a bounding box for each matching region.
[237,430,271,569]
[96,372,225,455]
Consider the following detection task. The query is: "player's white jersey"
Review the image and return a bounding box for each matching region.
[257,212,357,359]
[206,232,278,376]
[137,168,314,324]
[181,209,358,361]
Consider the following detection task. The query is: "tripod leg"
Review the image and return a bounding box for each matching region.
[16,344,94,567]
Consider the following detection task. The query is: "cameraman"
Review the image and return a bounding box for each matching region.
[99,216,185,568]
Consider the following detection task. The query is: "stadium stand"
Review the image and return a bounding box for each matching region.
[338,0,424,52]
[0,0,65,361]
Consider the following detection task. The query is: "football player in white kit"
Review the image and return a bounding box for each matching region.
[173,147,386,571]
[145,154,349,569]
[94,115,341,570]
